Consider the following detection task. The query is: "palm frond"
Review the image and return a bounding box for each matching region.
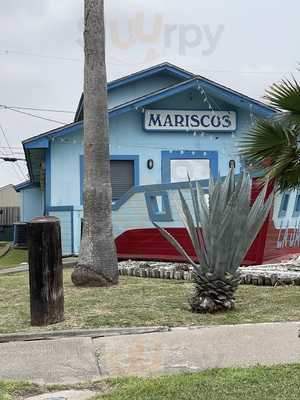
[239,119,300,192]
[240,119,294,163]
[267,146,300,191]
[264,76,300,117]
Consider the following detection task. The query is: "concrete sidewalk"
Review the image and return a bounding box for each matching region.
[0,337,100,384]
[0,321,299,384]
[0,257,78,275]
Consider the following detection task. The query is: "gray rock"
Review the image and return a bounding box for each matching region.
[153,268,160,278]
[140,268,146,277]
[165,271,171,279]
[271,274,278,286]
[134,268,140,277]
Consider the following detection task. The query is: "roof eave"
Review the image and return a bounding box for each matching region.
[74,62,195,122]
[108,77,279,118]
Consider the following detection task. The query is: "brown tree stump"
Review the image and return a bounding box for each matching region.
[27,216,64,326]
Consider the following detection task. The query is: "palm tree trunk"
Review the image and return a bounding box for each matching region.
[72,0,119,287]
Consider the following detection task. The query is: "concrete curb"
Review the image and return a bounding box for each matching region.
[0,321,299,343]
[0,258,78,275]
[0,326,170,343]
[0,243,11,258]
[0,265,28,275]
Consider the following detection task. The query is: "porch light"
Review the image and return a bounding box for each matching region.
[229,159,236,168]
[147,159,154,170]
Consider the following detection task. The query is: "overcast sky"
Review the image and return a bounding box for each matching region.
[0,0,299,187]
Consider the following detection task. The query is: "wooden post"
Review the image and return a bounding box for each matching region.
[27,216,64,326]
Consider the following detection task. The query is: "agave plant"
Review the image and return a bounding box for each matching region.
[153,168,273,314]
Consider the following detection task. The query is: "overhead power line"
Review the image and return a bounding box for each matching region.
[0,49,82,63]
[3,107,67,125]
[1,49,300,76]
[0,123,27,180]
[0,104,75,114]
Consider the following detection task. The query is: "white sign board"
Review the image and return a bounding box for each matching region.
[144,109,236,132]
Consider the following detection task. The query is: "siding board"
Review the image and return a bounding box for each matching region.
[0,207,20,226]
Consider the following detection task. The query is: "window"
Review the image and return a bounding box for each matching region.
[110,160,134,201]
[293,191,300,217]
[161,150,218,183]
[145,191,172,222]
[80,156,137,204]
[278,193,290,218]
[170,159,210,183]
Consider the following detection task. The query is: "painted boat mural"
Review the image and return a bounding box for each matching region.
[113,178,274,266]
[113,179,300,265]
[45,177,298,266]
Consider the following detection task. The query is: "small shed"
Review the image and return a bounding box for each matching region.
[0,184,20,241]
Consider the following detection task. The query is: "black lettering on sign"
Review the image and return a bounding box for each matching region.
[163,114,173,127]
[222,115,232,128]
[201,115,210,128]
[211,115,221,128]
[149,113,162,127]
[190,115,200,127]
[175,114,185,127]
[185,114,190,127]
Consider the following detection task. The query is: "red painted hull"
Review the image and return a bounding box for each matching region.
[115,226,262,265]
[115,179,300,265]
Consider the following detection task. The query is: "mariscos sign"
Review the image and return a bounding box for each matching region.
[144,109,237,132]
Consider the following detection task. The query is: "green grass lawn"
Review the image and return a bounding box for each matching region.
[0,247,28,270]
[1,365,300,400]
[0,270,299,333]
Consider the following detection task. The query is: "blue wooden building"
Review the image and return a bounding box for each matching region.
[16,62,297,263]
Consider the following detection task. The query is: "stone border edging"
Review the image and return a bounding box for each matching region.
[0,326,170,343]
[118,262,300,286]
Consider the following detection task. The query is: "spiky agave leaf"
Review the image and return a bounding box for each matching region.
[214,173,251,277]
[224,173,252,273]
[230,186,274,271]
[208,174,215,197]
[206,177,223,270]
[247,179,269,223]
[152,221,203,276]
[205,168,236,272]
[195,181,210,262]
[188,179,209,267]
[177,189,208,270]
[219,165,236,208]
[177,186,212,272]
[239,191,274,260]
